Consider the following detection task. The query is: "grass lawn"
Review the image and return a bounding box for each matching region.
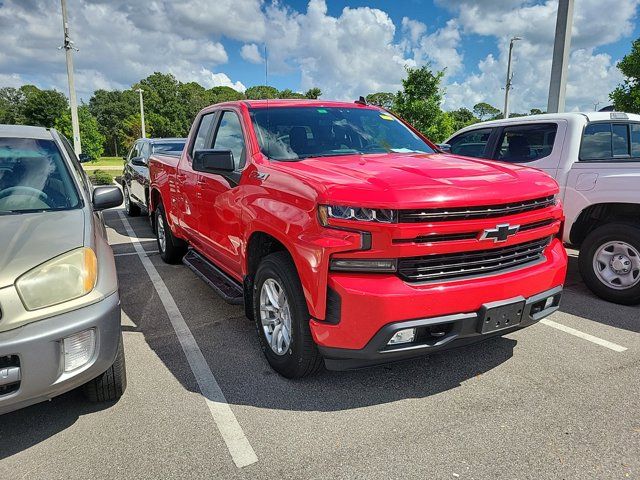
[86,156,125,167]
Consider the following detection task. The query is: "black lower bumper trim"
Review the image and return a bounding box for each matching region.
[318,285,563,371]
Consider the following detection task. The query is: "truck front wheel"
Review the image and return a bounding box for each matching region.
[253,252,323,378]
[155,204,187,264]
[579,223,640,305]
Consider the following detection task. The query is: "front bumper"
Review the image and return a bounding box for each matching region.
[319,285,563,370]
[0,292,121,415]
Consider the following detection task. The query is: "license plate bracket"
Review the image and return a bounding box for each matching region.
[479,299,525,334]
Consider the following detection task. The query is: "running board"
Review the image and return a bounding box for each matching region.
[182,250,244,305]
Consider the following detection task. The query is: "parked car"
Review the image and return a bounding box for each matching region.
[445,111,640,305]
[122,137,185,216]
[0,124,126,414]
[149,100,567,378]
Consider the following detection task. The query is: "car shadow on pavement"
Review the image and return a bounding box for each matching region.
[559,255,639,333]
[0,390,118,460]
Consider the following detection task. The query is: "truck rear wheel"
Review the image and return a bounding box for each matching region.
[579,223,640,305]
[155,204,187,264]
[253,252,323,378]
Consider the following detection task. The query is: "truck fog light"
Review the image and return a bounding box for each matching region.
[63,329,96,372]
[544,296,555,309]
[388,328,416,345]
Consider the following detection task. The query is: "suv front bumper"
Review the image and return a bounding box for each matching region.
[0,292,121,415]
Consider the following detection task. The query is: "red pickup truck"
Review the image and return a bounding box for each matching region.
[149,99,567,378]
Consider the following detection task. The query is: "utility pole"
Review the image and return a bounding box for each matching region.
[547,0,575,113]
[136,88,146,138]
[60,0,81,155]
[503,36,521,119]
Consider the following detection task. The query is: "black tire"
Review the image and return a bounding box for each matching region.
[83,334,127,402]
[252,251,323,378]
[123,183,141,216]
[578,222,640,305]
[155,203,187,264]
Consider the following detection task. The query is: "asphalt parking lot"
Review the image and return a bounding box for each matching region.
[2,208,639,480]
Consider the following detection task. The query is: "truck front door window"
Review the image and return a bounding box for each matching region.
[448,128,492,158]
[213,112,246,170]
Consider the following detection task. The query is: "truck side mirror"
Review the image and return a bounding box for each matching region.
[193,150,235,173]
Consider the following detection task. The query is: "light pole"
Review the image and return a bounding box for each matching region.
[60,0,81,155]
[135,88,146,138]
[503,36,521,119]
[547,0,575,113]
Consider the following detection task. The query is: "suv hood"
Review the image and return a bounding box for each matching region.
[275,152,558,208]
[0,210,85,288]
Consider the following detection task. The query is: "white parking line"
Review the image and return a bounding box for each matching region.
[116,211,258,469]
[540,319,628,352]
[114,250,159,257]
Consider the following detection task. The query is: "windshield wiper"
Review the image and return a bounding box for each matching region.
[298,151,361,159]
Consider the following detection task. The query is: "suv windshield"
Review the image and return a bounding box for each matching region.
[250,106,435,160]
[0,137,81,214]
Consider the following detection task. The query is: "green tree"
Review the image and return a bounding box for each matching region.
[133,72,185,137]
[611,38,640,112]
[473,102,501,121]
[55,105,105,160]
[366,92,396,109]
[20,86,68,127]
[448,107,478,132]
[89,89,137,156]
[393,66,453,142]
[529,108,544,115]
[0,87,27,124]
[209,86,245,103]
[245,85,279,100]
[304,88,322,99]
[278,88,306,99]
[120,113,153,148]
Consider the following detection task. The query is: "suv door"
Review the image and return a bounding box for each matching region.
[489,122,566,178]
[197,109,247,277]
[131,141,150,205]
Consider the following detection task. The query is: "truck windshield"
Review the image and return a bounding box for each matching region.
[0,137,81,214]
[250,106,435,160]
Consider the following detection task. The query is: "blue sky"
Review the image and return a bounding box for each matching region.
[1,0,639,112]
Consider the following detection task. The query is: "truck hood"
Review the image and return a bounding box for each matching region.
[274,152,558,209]
[0,210,85,288]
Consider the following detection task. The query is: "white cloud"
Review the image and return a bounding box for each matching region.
[403,18,463,76]
[241,44,264,64]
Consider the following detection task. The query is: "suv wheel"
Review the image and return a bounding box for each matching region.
[579,223,640,305]
[253,252,323,378]
[82,334,127,402]
[155,204,187,264]
[123,183,140,216]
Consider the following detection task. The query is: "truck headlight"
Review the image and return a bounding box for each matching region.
[318,205,396,225]
[16,247,98,310]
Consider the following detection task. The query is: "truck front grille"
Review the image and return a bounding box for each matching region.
[397,236,552,282]
[397,195,555,223]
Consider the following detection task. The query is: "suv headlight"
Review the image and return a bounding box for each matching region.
[318,205,396,225]
[16,247,98,310]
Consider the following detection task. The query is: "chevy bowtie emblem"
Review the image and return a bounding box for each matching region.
[480,223,520,242]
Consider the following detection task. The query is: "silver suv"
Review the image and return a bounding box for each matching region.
[0,124,126,414]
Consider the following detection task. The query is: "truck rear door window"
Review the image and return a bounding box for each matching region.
[495,123,557,163]
[581,122,635,160]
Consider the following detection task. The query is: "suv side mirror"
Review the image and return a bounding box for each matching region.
[437,143,451,153]
[78,153,91,163]
[193,150,235,174]
[131,156,147,167]
[92,185,123,211]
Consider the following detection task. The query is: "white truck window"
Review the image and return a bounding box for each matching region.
[448,128,492,157]
[496,123,557,163]
[581,122,634,160]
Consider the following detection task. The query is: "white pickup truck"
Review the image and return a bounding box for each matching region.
[445,111,640,305]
